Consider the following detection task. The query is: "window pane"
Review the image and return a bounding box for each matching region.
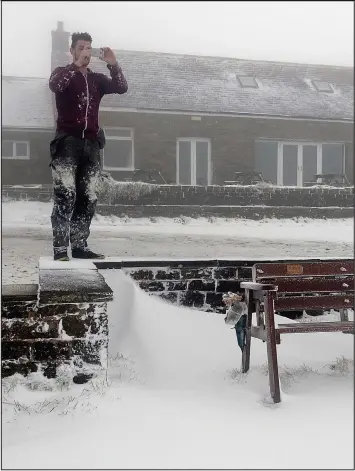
[345,143,353,184]
[104,128,132,138]
[237,76,258,88]
[178,141,191,185]
[282,144,298,186]
[2,141,14,157]
[254,141,278,184]
[196,141,209,186]
[15,142,28,157]
[313,81,333,93]
[103,139,133,169]
[302,145,317,184]
[322,144,344,174]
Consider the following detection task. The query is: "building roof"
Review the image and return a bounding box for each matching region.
[88,50,354,121]
[2,76,54,128]
[3,52,353,130]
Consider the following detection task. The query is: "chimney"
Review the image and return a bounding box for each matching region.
[51,21,70,71]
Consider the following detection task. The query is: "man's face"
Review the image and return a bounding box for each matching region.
[70,39,92,65]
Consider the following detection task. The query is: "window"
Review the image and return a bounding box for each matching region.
[322,143,344,174]
[2,140,30,159]
[102,128,134,170]
[255,141,278,184]
[237,75,258,89]
[255,140,345,187]
[177,138,211,185]
[312,80,333,93]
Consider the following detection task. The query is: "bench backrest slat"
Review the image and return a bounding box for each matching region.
[253,261,354,280]
[267,276,354,294]
[275,293,354,311]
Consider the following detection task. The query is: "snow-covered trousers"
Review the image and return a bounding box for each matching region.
[50,134,101,252]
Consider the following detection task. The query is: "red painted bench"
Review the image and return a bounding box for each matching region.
[240,259,354,403]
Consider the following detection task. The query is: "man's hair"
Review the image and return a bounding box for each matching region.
[71,32,92,49]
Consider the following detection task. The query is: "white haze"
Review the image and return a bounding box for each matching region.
[2,0,354,78]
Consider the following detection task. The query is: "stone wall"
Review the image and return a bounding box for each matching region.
[95,257,351,319]
[97,258,254,314]
[1,262,113,381]
[2,184,353,219]
[98,184,354,208]
[3,184,353,206]
[95,204,352,219]
[122,264,251,314]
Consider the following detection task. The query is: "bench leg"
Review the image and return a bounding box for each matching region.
[255,300,264,330]
[264,290,281,404]
[241,289,253,373]
[339,308,349,322]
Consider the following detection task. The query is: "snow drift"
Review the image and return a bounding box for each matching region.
[2,270,354,469]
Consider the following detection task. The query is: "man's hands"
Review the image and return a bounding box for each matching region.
[100,47,118,66]
[74,47,91,68]
[73,46,118,68]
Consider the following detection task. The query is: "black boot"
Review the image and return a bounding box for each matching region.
[72,247,105,259]
[53,249,69,261]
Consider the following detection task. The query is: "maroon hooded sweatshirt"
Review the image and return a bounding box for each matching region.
[49,63,128,140]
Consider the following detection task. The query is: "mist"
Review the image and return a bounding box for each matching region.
[2,0,354,78]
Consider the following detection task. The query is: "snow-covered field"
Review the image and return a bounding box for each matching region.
[2,271,354,469]
[2,201,353,284]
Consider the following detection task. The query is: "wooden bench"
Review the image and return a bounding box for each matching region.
[239,259,354,404]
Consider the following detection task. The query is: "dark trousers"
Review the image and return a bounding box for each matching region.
[235,315,247,351]
[50,135,100,252]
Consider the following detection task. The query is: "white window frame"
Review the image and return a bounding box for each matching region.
[176,138,212,185]
[102,127,134,171]
[2,140,30,160]
[257,139,345,186]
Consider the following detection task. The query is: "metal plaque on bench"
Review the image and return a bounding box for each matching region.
[286,264,304,275]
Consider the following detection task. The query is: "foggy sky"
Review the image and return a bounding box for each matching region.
[2,1,354,78]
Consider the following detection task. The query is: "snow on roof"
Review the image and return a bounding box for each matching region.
[89,50,354,121]
[3,53,353,129]
[2,76,54,128]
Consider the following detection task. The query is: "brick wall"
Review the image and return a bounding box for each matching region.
[2,112,353,186]
[2,129,54,185]
[100,111,354,185]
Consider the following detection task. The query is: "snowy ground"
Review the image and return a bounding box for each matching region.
[2,202,354,468]
[2,201,353,284]
[2,271,354,469]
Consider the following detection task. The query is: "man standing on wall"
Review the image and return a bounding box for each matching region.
[49,32,128,261]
